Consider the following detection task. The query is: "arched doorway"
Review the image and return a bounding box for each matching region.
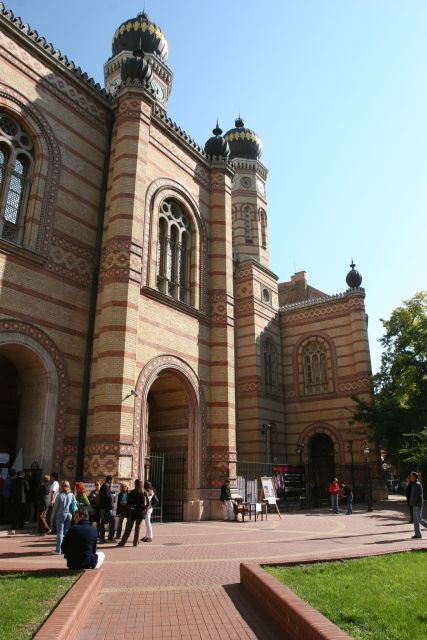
[0,355,20,469]
[143,370,193,521]
[0,345,51,471]
[0,324,63,476]
[309,433,335,506]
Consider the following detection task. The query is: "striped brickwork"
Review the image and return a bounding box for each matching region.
[0,10,377,518]
[231,159,269,269]
[85,89,151,479]
[235,260,286,461]
[0,16,109,474]
[205,164,237,499]
[280,289,372,467]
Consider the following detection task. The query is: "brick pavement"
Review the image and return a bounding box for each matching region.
[1,498,425,639]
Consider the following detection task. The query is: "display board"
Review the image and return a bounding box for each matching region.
[272,465,305,500]
[260,476,277,504]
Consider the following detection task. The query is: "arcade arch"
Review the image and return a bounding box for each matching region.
[0,334,60,472]
[135,355,204,521]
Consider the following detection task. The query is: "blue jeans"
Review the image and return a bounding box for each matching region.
[99,509,115,540]
[56,512,72,552]
[347,497,353,515]
[413,506,427,538]
[331,494,339,513]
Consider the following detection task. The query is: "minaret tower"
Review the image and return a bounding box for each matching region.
[224,117,269,269]
[103,11,172,106]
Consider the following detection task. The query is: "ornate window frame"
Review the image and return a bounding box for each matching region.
[0,86,61,259]
[142,178,207,313]
[296,334,336,397]
[0,112,35,244]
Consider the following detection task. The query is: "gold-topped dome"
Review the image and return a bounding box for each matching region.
[112,11,168,62]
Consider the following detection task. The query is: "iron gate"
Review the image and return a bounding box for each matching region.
[146,453,186,522]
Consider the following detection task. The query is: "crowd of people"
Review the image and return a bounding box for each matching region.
[0,470,158,569]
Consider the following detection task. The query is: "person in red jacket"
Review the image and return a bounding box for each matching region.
[328,478,340,514]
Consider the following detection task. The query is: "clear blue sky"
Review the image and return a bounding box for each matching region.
[6,0,427,372]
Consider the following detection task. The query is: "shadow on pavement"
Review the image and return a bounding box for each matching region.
[223,583,285,640]
[0,551,54,558]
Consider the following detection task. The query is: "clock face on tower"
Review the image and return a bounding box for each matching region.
[109,77,121,95]
[151,80,165,101]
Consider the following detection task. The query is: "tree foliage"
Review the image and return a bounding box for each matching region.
[352,292,427,469]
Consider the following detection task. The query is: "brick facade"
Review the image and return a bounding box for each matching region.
[0,5,375,519]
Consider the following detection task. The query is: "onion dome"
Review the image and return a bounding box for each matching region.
[121,49,152,84]
[346,260,363,288]
[224,117,262,160]
[204,122,230,160]
[112,11,168,62]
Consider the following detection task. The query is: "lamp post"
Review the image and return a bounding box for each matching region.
[347,441,355,495]
[261,423,273,464]
[364,443,373,512]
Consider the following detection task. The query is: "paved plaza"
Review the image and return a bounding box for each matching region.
[1,497,425,639]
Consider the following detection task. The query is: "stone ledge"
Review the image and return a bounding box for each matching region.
[240,562,352,640]
[0,568,103,640]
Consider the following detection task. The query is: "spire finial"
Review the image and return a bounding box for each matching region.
[213,119,222,136]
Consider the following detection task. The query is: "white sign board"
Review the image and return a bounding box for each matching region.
[261,477,277,505]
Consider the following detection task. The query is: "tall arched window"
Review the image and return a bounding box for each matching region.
[156,199,191,304]
[259,208,267,249]
[243,205,252,242]
[263,339,277,393]
[0,112,34,245]
[303,341,329,395]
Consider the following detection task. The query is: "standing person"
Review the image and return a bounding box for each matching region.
[409,472,427,539]
[88,480,101,530]
[141,481,156,542]
[405,474,414,523]
[38,474,51,534]
[328,478,340,514]
[74,482,90,507]
[115,482,129,540]
[27,469,40,523]
[341,483,353,515]
[9,470,29,533]
[51,480,78,554]
[117,479,147,547]
[47,472,59,533]
[2,468,15,524]
[61,507,105,570]
[98,475,115,542]
[220,478,234,521]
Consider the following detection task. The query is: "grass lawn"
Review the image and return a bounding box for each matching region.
[265,552,427,640]
[0,571,80,640]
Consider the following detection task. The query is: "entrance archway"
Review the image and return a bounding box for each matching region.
[0,345,52,471]
[135,355,204,521]
[0,322,66,474]
[146,372,189,521]
[309,433,335,505]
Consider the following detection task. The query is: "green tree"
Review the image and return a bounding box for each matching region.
[352,292,427,470]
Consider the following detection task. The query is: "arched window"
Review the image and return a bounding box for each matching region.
[0,112,34,245]
[263,339,277,393]
[303,341,329,395]
[156,199,191,304]
[243,205,252,243]
[259,208,267,249]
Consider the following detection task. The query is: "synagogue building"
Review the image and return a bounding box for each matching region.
[0,5,375,519]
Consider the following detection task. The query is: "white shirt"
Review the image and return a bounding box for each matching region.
[49,480,59,506]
